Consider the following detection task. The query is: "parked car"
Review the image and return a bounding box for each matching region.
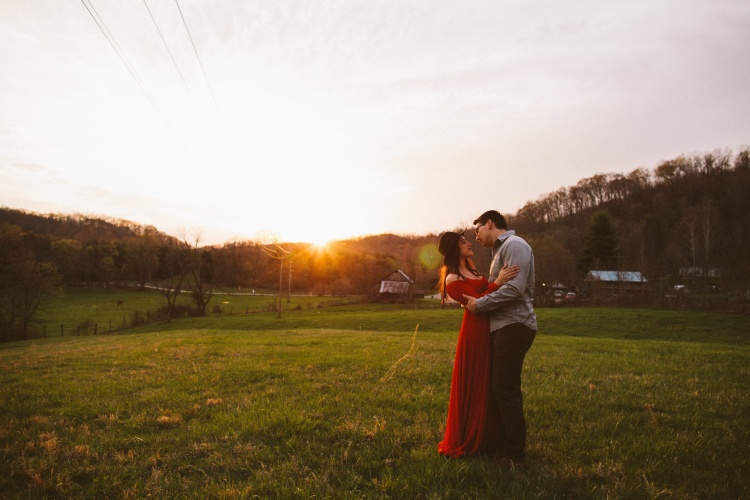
[565,291,577,303]
[553,290,565,305]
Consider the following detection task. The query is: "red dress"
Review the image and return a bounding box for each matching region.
[438,278,501,457]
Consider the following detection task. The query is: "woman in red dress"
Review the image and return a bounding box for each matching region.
[436,230,518,458]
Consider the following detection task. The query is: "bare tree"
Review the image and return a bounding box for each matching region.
[122,231,160,290]
[0,223,61,340]
[182,230,214,317]
[696,198,718,278]
[157,238,189,322]
[680,207,700,269]
[15,259,61,337]
[528,235,576,300]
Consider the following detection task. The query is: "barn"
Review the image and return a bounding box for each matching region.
[367,270,414,303]
[584,270,648,296]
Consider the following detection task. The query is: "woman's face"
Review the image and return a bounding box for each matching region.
[458,236,473,258]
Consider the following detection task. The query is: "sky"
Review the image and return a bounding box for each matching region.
[1,1,749,245]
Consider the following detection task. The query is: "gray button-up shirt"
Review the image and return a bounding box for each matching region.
[474,230,537,332]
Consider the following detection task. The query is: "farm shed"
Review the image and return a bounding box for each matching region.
[584,270,648,296]
[368,270,414,303]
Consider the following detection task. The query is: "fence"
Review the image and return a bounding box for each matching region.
[34,309,171,339]
[5,290,748,343]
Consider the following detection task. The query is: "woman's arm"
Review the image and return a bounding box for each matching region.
[481,266,518,298]
[446,280,477,306]
[494,264,519,286]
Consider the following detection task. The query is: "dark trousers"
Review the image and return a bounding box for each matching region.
[491,323,536,461]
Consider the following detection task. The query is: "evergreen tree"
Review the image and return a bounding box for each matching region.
[579,211,619,271]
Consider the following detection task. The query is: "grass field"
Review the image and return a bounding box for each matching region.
[1,301,749,498]
[33,287,364,336]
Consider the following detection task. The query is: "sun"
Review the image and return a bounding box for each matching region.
[309,238,331,250]
[293,221,340,249]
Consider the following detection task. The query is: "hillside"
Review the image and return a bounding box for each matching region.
[2,145,749,301]
[512,147,750,292]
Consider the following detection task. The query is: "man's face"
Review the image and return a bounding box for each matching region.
[474,220,492,247]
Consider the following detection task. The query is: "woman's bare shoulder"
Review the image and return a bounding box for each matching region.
[445,273,460,285]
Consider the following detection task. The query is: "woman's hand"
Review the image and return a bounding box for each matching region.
[495,264,520,285]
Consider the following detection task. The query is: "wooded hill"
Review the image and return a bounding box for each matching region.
[2,145,749,338]
[513,147,749,295]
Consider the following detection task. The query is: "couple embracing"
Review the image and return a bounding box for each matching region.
[436,210,537,469]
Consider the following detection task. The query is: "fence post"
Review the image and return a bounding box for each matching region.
[94,323,98,335]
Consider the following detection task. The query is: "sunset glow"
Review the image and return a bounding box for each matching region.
[1,1,748,244]
[309,239,332,251]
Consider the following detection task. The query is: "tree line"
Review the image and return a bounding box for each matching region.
[2,145,748,340]
[512,147,750,297]
[0,210,441,340]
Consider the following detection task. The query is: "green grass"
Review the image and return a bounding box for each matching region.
[36,288,167,335]
[1,306,748,498]
[34,287,364,336]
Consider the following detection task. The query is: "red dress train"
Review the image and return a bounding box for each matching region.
[438,278,501,457]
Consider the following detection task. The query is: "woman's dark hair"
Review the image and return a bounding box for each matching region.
[437,238,481,303]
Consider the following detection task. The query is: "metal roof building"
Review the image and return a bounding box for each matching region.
[585,271,647,283]
[367,270,414,303]
[584,270,649,297]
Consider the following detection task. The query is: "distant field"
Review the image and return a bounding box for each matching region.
[34,287,367,336]
[34,287,750,345]
[2,304,748,497]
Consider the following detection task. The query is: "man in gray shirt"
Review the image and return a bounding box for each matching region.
[464,210,536,469]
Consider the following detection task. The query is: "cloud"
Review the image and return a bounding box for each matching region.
[4,161,47,173]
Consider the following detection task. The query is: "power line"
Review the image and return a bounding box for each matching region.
[80,0,194,156]
[171,0,241,165]
[141,0,193,97]
[80,0,164,118]
[83,0,227,160]
[142,0,216,137]
[174,0,222,116]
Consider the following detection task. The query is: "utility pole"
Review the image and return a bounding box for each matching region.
[278,253,283,317]
[287,260,292,303]
[260,242,289,319]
